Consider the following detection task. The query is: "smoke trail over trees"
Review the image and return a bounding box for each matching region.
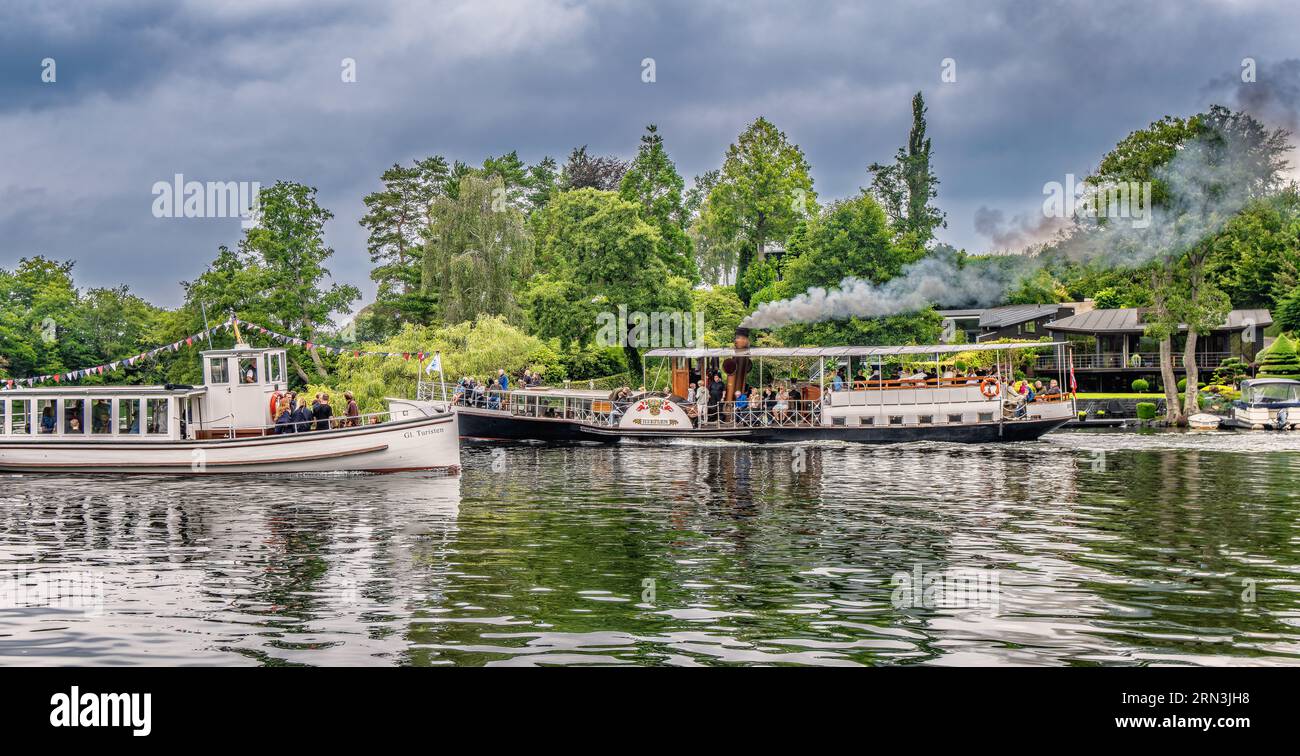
[742,100,1294,330]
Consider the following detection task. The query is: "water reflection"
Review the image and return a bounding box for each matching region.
[2,430,1299,666]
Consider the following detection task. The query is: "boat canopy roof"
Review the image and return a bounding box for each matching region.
[0,384,205,396]
[644,341,1063,359]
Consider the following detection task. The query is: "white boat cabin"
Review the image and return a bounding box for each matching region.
[0,344,290,441]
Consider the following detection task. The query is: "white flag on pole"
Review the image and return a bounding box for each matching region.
[425,352,441,374]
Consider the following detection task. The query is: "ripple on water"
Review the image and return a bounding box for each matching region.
[1,430,1299,666]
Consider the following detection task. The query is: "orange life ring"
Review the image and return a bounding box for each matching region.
[980,378,1000,398]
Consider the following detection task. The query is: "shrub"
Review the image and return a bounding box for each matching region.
[1258,333,1300,379]
[1135,402,1157,420]
[1131,378,1149,393]
[1176,378,1201,392]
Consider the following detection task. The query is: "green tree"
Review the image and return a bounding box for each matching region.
[690,286,747,347]
[524,188,692,364]
[700,117,817,302]
[1275,286,1300,334]
[421,173,532,325]
[359,156,448,326]
[618,124,696,280]
[868,91,946,249]
[772,194,939,345]
[187,181,359,383]
[1257,332,1300,379]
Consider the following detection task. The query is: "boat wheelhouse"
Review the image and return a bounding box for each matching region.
[454,338,1076,443]
[0,343,460,474]
[1229,379,1300,430]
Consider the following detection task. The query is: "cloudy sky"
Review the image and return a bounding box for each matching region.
[2,0,1298,309]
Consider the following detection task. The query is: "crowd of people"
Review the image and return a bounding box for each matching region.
[271,390,362,434]
[452,368,543,408]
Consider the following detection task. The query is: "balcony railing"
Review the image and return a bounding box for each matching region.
[1035,351,1233,371]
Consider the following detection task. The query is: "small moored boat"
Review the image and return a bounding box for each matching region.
[1228,378,1300,430]
[0,343,460,474]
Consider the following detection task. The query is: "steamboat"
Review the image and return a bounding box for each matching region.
[0,343,460,474]
[455,329,1075,444]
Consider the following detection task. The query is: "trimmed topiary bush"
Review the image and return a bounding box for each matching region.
[1131,378,1150,393]
[1177,378,1200,392]
[1136,402,1157,420]
[1258,333,1300,379]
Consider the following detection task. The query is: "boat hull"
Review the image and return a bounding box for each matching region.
[457,407,1068,444]
[0,411,461,474]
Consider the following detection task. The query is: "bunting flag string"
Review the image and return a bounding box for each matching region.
[2,317,432,390]
[233,318,430,364]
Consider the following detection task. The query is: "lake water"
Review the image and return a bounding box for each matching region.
[3,428,1299,666]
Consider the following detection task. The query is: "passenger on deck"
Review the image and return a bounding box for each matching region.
[707,376,724,419]
[344,391,361,427]
[735,387,750,425]
[293,397,314,432]
[40,406,55,434]
[498,369,509,393]
[274,399,295,434]
[314,393,334,430]
[832,370,845,391]
[1043,379,1062,397]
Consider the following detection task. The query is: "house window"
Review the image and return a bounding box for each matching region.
[209,357,229,384]
[118,399,141,434]
[1025,321,1036,333]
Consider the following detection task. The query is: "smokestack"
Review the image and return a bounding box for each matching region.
[725,327,753,402]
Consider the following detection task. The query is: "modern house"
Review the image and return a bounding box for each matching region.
[938,304,1076,344]
[1039,308,1272,391]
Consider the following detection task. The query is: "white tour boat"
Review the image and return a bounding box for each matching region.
[0,343,460,474]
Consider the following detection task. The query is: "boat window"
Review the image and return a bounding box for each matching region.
[63,399,86,434]
[858,416,874,425]
[146,398,169,435]
[919,415,933,425]
[37,399,56,434]
[90,399,112,434]
[9,400,30,434]
[209,357,229,384]
[265,352,284,384]
[118,399,141,434]
[889,415,904,425]
[1248,383,1300,403]
[832,416,846,426]
[948,414,963,424]
[0,400,5,434]
[238,358,258,384]
[978,412,994,422]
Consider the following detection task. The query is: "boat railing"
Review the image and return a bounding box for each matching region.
[694,400,823,429]
[195,409,397,439]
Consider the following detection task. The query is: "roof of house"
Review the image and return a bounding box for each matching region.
[936,303,1064,328]
[1046,308,1272,334]
[644,341,1062,359]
